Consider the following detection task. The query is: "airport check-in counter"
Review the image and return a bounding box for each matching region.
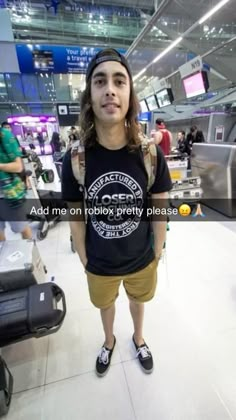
[191,143,236,217]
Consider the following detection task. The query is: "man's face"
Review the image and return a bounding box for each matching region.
[3,124,11,131]
[177,132,183,141]
[90,61,130,126]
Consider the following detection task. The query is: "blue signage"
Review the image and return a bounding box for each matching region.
[16,44,126,74]
[138,112,151,122]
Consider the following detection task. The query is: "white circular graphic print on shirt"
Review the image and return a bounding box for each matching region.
[87,172,143,239]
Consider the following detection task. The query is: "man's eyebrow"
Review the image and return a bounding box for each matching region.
[92,71,128,79]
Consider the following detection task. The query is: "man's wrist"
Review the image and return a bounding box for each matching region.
[155,252,162,262]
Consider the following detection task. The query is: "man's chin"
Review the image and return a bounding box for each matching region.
[96,115,125,126]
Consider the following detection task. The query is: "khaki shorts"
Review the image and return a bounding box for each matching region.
[86,258,158,309]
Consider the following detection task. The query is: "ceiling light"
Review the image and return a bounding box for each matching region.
[199,0,231,24]
[152,37,183,63]
[133,68,147,82]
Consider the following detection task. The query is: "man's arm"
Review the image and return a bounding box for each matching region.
[67,201,87,268]
[0,157,23,173]
[153,131,162,145]
[151,191,169,261]
[168,130,173,148]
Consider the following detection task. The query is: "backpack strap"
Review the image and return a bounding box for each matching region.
[71,140,86,190]
[141,136,158,192]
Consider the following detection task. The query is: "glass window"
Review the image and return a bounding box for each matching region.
[22,74,40,101]
[38,74,56,102]
[4,74,25,101]
[54,74,71,101]
[0,104,11,122]
[0,74,8,103]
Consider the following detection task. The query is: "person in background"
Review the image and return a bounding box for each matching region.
[1,121,11,131]
[37,132,45,155]
[50,132,63,179]
[152,119,172,156]
[0,127,32,241]
[50,132,61,154]
[177,131,187,154]
[26,131,35,150]
[68,127,80,149]
[186,125,205,154]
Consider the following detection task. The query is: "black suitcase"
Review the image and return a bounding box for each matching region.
[37,189,65,222]
[0,357,13,417]
[0,240,46,293]
[0,282,66,347]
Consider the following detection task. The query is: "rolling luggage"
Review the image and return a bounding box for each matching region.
[0,240,46,293]
[41,169,55,183]
[0,282,66,347]
[0,357,13,417]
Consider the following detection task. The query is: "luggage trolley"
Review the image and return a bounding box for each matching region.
[166,153,203,212]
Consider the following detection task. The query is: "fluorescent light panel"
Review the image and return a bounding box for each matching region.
[152,37,183,63]
[199,0,231,24]
[133,68,147,82]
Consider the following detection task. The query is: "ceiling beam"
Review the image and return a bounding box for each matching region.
[125,0,174,57]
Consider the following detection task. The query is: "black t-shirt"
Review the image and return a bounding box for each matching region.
[62,143,172,276]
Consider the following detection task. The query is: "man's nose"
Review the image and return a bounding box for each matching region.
[105,80,115,96]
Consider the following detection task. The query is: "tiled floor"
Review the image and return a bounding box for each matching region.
[1,157,236,419]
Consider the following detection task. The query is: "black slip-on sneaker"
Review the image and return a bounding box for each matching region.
[132,335,154,374]
[96,336,116,377]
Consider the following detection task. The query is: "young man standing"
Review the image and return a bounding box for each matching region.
[62,49,172,377]
[152,119,172,156]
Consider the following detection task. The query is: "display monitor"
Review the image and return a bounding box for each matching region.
[156,88,174,108]
[183,71,209,99]
[140,99,148,113]
[146,95,158,111]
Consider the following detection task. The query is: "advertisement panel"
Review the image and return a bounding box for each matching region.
[16,44,126,74]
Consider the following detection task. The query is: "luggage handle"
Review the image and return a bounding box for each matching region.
[0,357,13,408]
[53,284,67,324]
[35,283,67,338]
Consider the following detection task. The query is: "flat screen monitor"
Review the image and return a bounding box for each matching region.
[146,95,158,111]
[140,99,148,113]
[156,88,174,108]
[183,71,209,99]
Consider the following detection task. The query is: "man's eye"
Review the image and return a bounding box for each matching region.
[95,79,104,85]
[117,80,125,85]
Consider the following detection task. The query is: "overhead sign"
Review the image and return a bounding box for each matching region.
[57,103,80,126]
[179,55,203,79]
[16,44,126,74]
[138,112,151,122]
[153,78,169,92]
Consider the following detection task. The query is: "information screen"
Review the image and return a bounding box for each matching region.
[156,89,173,108]
[183,72,208,98]
[140,100,148,113]
[146,95,158,111]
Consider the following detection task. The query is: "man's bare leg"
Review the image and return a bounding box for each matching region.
[129,300,145,346]
[100,304,115,348]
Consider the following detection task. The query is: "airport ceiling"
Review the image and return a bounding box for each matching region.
[5,0,236,96]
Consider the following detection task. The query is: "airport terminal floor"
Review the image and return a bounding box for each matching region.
[1,156,236,420]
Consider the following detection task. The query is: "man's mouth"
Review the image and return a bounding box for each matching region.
[102,103,120,108]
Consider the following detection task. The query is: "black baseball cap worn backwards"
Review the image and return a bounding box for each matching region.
[86,48,132,82]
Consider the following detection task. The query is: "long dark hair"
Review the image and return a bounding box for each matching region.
[79,62,141,150]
